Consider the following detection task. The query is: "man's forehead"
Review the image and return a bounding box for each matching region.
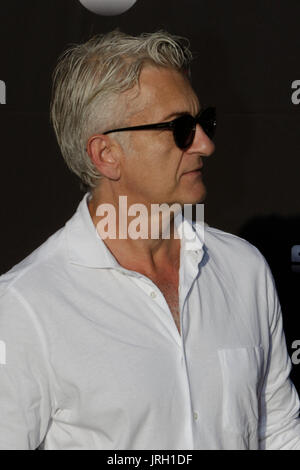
[125,66,200,122]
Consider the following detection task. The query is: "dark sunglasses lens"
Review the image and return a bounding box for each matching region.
[173,115,195,149]
[198,107,216,139]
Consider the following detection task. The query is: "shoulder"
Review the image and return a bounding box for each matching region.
[204,224,261,255]
[197,223,271,276]
[0,226,66,299]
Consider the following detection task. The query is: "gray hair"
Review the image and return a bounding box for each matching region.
[50,30,193,190]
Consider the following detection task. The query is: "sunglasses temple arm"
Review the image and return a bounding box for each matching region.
[103,122,174,135]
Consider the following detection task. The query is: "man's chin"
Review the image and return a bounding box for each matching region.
[181,186,207,205]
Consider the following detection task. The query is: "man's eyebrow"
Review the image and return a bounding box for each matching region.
[161,109,200,121]
[160,111,189,121]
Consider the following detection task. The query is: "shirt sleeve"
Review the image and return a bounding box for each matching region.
[258,263,300,449]
[0,287,54,450]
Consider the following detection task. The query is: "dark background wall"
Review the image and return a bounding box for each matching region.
[0,0,299,392]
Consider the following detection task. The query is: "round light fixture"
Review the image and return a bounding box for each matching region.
[78,0,137,16]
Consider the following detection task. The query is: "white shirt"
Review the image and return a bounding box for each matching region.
[0,192,300,450]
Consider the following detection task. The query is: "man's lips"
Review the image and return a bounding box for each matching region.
[182,166,203,175]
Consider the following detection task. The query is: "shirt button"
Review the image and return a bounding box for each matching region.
[150,291,157,299]
[193,411,199,421]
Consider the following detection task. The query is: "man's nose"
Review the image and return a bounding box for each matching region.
[187,123,215,156]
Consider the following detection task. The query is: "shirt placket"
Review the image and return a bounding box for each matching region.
[119,247,203,449]
[178,249,204,449]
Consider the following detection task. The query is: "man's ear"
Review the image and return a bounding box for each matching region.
[86,134,121,180]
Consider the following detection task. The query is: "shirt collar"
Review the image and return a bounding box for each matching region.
[66,192,204,269]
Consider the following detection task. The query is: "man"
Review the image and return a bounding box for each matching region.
[0,30,300,450]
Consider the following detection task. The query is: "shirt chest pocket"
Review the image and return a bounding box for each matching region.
[217,346,265,436]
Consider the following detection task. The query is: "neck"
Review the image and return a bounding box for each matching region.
[87,185,181,273]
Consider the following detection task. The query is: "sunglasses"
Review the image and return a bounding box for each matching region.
[103,107,216,150]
